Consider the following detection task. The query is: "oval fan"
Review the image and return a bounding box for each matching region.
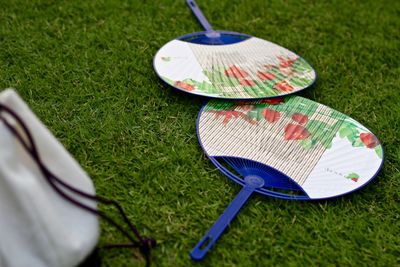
[191,96,384,260]
[154,0,316,99]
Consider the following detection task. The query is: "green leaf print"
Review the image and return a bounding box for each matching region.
[292,58,313,73]
[305,120,338,149]
[280,97,319,117]
[240,82,276,98]
[352,138,365,147]
[240,84,259,98]
[161,76,174,85]
[299,138,317,149]
[345,172,360,182]
[247,109,264,121]
[195,81,220,94]
[203,69,240,87]
[289,76,313,88]
[375,146,383,159]
[339,126,353,138]
[269,67,286,81]
[260,79,276,90]
[204,101,236,111]
[337,120,382,158]
[338,122,356,140]
[346,173,359,178]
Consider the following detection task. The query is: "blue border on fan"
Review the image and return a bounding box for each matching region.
[210,156,310,200]
[195,100,385,201]
[177,30,251,45]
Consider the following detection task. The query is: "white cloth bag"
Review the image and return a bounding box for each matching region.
[0,89,99,267]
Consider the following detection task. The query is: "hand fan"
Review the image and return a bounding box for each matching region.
[191,96,384,260]
[153,0,316,99]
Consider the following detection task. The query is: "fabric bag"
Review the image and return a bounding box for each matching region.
[0,89,154,267]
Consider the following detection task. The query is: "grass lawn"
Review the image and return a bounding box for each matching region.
[1,0,399,266]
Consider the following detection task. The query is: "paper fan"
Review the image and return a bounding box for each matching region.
[190,96,384,260]
[153,0,316,99]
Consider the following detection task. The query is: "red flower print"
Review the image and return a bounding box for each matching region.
[257,71,276,81]
[175,81,194,91]
[277,56,297,68]
[235,101,255,112]
[260,98,285,105]
[284,123,311,140]
[359,133,379,149]
[346,173,360,182]
[291,113,308,125]
[225,65,249,79]
[274,81,294,92]
[234,101,254,111]
[262,109,281,123]
[239,79,256,87]
[209,110,257,125]
[239,105,254,112]
[264,64,274,70]
[279,66,294,77]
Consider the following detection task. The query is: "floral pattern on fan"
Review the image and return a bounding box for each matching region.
[346,172,360,182]
[338,122,382,158]
[161,55,314,98]
[204,97,382,158]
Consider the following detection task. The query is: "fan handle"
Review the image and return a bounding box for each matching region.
[186,0,221,38]
[190,176,265,261]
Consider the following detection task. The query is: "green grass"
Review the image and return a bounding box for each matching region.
[1,0,399,266]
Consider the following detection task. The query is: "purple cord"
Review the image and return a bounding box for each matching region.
[0,103,156,267]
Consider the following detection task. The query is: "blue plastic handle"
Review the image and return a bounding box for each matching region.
[190,176,265,261]
[186,0,220,38]
[186,0,213,31]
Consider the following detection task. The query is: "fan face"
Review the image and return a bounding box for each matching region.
[154,36,316,99]
[197,97,384,199]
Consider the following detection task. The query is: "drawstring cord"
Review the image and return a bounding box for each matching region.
[0,103,156,267]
